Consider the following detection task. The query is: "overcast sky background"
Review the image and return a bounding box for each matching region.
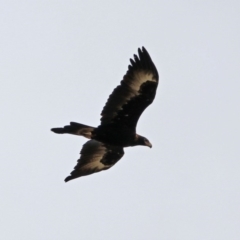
[1,1,239,239]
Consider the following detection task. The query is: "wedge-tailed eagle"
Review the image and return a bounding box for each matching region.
[51,47,159,182]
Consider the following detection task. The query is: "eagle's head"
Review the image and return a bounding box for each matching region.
[135,134,152,148]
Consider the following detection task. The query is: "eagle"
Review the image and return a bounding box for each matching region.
[51,47,159,182]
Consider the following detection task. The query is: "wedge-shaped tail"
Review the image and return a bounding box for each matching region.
[51,122,95,139]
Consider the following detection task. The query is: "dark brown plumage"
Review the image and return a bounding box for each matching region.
[51,47,159,182]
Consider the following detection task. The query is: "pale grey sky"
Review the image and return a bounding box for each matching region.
[1,1,239,239]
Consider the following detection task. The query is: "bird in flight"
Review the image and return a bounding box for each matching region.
[51,47,159,182]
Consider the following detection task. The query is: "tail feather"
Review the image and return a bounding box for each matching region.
[51,122,95,139]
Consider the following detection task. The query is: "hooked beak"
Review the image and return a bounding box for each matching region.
[146,141,152,148]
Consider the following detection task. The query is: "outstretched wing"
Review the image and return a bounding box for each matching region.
[100,47,159,130]
[65,140,124,182]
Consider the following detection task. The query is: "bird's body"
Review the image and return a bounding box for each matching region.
[51,47,159,182]
[93,124,136,147]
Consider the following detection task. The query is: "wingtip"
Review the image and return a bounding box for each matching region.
[64,176,71,182]
[138,46,147,53]
[138,46,150,60]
